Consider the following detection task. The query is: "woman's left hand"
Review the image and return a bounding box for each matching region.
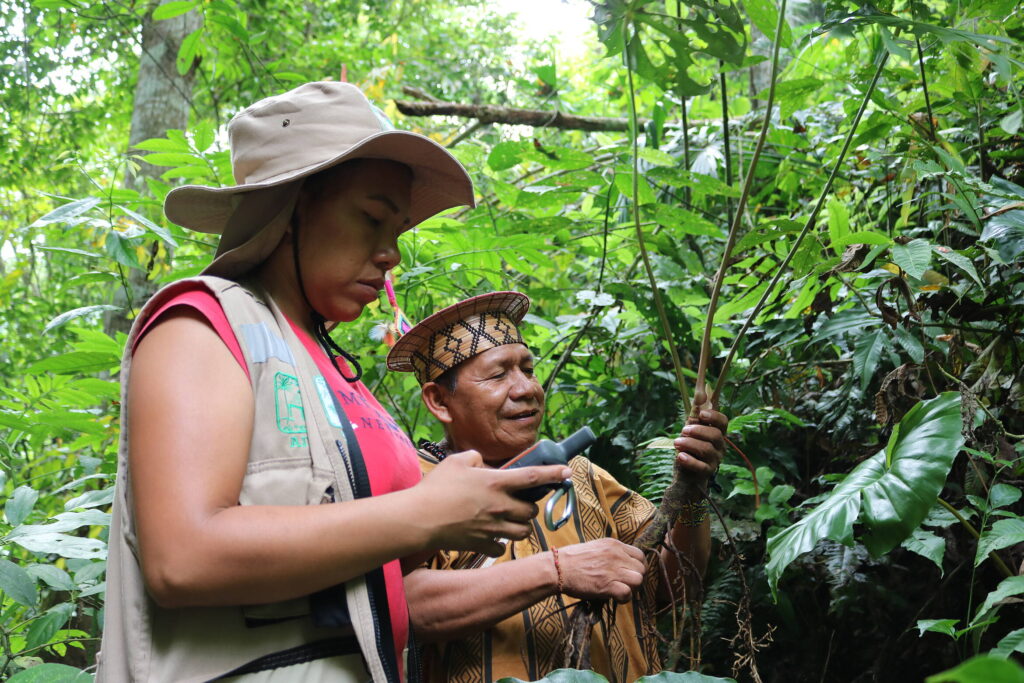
[673,408,729,481]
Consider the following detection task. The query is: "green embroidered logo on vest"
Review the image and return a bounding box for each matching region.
[273,372,307,434]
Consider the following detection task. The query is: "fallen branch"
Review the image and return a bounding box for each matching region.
[394,98,648,132]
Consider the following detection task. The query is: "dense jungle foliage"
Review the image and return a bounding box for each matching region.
[1,0,1023,680]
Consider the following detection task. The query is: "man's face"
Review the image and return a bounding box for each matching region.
[443,344,545,466]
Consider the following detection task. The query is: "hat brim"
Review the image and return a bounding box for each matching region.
[165,130,475,235]
[386,291,531,375]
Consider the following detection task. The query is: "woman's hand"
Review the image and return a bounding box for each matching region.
[673,407,729,481]
[411,450,571,557]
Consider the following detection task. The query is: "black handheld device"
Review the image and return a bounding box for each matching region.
[499,427,596,502]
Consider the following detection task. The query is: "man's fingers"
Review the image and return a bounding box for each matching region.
[497,464,572,491]
[623,544,646,563]
[698,409,729,432]
[679,424,725,450]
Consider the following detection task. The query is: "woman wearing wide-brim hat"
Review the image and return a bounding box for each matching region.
[97,81,572,683]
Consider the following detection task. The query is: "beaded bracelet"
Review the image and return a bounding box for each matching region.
[551,547,564,593]
[678,498,710,527]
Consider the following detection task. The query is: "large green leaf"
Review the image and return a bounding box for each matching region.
[637,673,738,682]
[0,558,38,607]
[767,393,963,596]
[925,655,1024,683]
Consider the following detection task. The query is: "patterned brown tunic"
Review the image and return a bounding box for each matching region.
[416,453,662,683]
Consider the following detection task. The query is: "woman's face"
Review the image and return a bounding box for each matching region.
[293,159,412,323]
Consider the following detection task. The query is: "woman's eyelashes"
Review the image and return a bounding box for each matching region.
[363,210,382,228]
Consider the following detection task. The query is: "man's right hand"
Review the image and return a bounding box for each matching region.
[554,538,647,603]
[413,450,572,557]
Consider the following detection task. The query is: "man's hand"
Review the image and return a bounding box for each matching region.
[554,538,647,603]
[674,407,729,481]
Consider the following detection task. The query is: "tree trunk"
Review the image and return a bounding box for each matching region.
[106,0,200,335]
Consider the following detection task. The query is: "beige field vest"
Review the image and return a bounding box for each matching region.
[98,276,401,683]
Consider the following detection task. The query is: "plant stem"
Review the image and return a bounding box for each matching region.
[720,67,735,230]
[624,22,692,414]
[677,0,692,209]
[937,498,1013,578]
[914,36,936,140]
[711,47,889,406]
[694,0,788,411]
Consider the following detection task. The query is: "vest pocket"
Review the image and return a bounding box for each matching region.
[239,458,336,507]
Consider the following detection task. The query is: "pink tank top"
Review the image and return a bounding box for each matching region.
[136,285,420,661]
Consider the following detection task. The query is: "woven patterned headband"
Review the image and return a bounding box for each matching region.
[386,291,530,384]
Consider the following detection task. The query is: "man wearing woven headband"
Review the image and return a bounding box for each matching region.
[387,292,728,682]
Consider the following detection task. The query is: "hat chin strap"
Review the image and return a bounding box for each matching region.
[290,223,363,383]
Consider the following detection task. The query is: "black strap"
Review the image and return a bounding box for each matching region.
[210,636,362,680]
[307,390,400,683]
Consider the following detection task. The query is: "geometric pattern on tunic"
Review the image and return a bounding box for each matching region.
[418,454,662,683]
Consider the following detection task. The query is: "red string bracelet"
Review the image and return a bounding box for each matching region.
[551,546,564,593]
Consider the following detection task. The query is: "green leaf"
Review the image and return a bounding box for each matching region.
[7,663,93,683]
[6,485,39,526]
[925,655,1024,683]
[120,206,178,247]
[637,147,676,167]
[827,198,850,256]
[26,603,73,650]
[902,528,946,574]
[10,533,106,560]
[769,484,795,505]
[25,564,75,592]
[192,120,216,153]
[833,232,893,248]
[26,351,120,375]
[893,327,925,363]
[981,210,1024,262]
[498,669,610,682]
[488,141,527,171]
[152,0,194,20]
[892,238,932,279]
[35,246,102,260]
[31,197,100,226]
[649,204,723,236]
[992,629,1024,659]
[8,510,112,540]
[976,518,1024,567]
[637,672,738,682]
[971,576,1024,625]
[176,28,202,76]
[43,305,120,334]
[134,137,191,153]
[1000,109,1023,136]
[65,488,116,510]
[767,394,963,596]
[916,618,960,638]
[743,0,793,47]
[852,329,885,390]
[990,484,1022,509]
[0,558,38,607]
[933,246,983,289]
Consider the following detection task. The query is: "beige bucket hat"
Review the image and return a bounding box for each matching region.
[386,291,530,384]
[163,81,476,278]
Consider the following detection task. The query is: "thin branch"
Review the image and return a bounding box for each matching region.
[711,47,890,406]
